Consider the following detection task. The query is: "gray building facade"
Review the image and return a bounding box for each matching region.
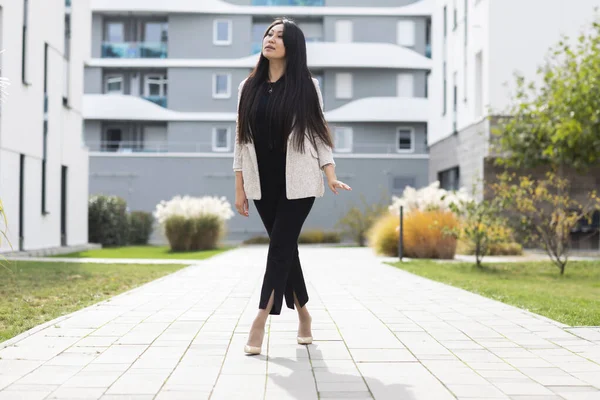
[83,0,432,243]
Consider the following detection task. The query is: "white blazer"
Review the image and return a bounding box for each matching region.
[232,77,335,200]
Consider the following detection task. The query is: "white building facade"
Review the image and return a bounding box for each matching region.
[0,0,90,252]
[428,0,600,195]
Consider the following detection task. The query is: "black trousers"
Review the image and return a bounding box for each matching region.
[253,184,315,315]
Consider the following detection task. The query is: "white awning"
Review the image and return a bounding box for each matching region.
[88,42,432,70]
[83,94,428,123]
[91,0,433,17]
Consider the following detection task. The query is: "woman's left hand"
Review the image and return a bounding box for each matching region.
[328,179,352,195]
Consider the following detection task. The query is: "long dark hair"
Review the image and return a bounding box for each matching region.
[237,18,334,153]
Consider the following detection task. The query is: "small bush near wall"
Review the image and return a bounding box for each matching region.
[154,196,234,251]
[298,230,341,244]
[88,195,129,247]
[243,235,270,245]
[128,211,154,245]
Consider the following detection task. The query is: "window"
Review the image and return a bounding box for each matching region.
[464,0,468,45]
[335,20,352,43]
[42,43,48,214]
[438,167,460,191]
[22,0,29,83]
[442,62,447,115]
[443,6,447,38]
[335,73,352,99]
[144,22,168,43]
[105,75,124,94]
[298,22,323,42]
[103,127,123,152]
[213,127,231,152]
[396,127,415,153]
[333,127,352,152]
[397,20,415,47]
[213,74,232,98]
[397,73,414,97]
[475,51,483,117]
[144,74,167,97]
[453,0,458,30]
[213,20,232,46]
[105,21,124,42]
[453,71,458,133]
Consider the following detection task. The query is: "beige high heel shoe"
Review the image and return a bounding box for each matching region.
[244,344,262,355]
[297,336,313,345]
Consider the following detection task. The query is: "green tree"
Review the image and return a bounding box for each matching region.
[336,194,388,246]
[492,20,600,172]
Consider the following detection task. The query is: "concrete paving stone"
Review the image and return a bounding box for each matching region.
[43,328,96,338]
[493,380,557,396]
[318,392,373,399]
[210,374,266,400]
[154,391,211,400]
[453,350,504,363]
[61,367,125,388]
[100,395,154,400]
[571,372,600,388]
[477,369,528,380]
[441,340,484,350]
[90,324,137,337]
[446,384,507,398]
[349,349,416,362]
[44,351,99,366]
[76,336,119,347]
[130,346,187,369]
[105,368,172,395]
[0,385,59,400]
[46,386,106,399]
[92,345,148,364]
[14,365,82,386]
[503,357,555,368]
[559,362,600,373]
[308,342,353,360]
[268,344,310,359]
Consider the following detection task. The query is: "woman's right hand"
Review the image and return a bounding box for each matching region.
[235,188,249,217]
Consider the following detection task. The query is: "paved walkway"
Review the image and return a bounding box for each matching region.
[1,247,599,400]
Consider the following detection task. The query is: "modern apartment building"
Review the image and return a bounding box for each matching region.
[428,0,600,197]
[83,0,433,242]
[0,0,90,252]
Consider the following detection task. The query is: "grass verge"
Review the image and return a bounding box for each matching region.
[0,261,187,343]
[56,245,233,260]
[390,260,600,326]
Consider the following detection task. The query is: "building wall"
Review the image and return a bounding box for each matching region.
[168,14,253,59]
[222,0,421,6]
[0,0,89,252]
[167,68,251,112]
[89,154,429,242]
[427,133,458,183]
[322,69,427,111]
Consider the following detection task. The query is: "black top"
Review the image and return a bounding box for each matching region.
[252,76,287,190]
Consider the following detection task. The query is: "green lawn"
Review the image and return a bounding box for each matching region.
[0,261,187,343]
[390,260,600,326]
[56,245,233,260]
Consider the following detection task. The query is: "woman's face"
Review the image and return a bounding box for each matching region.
[262,24,286,61]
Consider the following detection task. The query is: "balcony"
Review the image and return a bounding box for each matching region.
[101,42,167,59]
[251,37,321,54]
[142,95,167,108]
[426,44,432,58]
[251,0,324,5]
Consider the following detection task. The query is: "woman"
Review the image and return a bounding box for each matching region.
[233,18,351,355]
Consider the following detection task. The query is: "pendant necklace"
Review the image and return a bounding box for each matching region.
[267,81,273,94]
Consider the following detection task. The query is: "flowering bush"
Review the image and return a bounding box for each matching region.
[154,196,233,251]
[388,181,471,215]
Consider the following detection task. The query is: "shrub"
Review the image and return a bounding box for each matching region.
[154,195,234,251]
[389,181,471,215]
[491,171,600,274]
[368,210,459,259]
[243,235,270,245]
[404,210,459,259]
[298,229,341,244]
[367,212,399,256]
[458,240,523,256]
[128,211,154,245]
[88,195,129,247]
[336,194,388,246]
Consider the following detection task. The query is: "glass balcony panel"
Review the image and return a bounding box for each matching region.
[101,42,167,58]
[142,95,167,108]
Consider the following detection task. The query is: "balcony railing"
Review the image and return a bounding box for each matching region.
[142,96,167,108]
[87,141,419,154]
[251,0,324,5]
[426,44,432,58]
[251,38,321,54]
[101,42,168,59]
